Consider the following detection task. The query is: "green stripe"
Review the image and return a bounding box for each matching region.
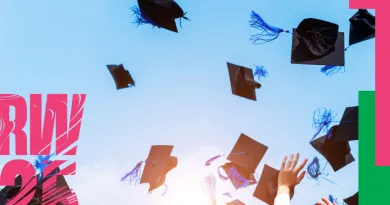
[359,91,389,204]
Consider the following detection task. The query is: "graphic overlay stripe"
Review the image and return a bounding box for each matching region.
[350,0,390,166]
[359,91,390,204]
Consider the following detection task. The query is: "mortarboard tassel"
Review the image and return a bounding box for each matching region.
[205,152,246,166]
[205,155,224,166]
[249,11,290,44]
[320,65,345,77]
[120,161,144,184]
[218,166,229,181]
[307,157,336,185]
[253,65,269,81]
[162,183,168,196]
[130,6,157,27]
[311,108,337,141]
[226,166,256,189]
[320,47,349,77]
[222,192,233,198]
[34,153,55,181]
[329,195,338,204]
[202,174,217,205]
[179,12,191,28]
[326,126,336,139]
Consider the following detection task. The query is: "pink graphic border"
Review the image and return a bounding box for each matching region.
[349,0,389,166]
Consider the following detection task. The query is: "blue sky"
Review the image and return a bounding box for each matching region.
[0,0,374,204]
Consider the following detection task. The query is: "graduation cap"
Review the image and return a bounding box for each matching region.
[107,64,135,90]
[227,199,245,205]
[205,134,267,190]
[311,132,355,172]
[249,12,344,67]
[227,62,262,101]
[349,9,375,46]
[331,106,358,142]
[227,134,268,176]
[220,162,257,189]
[253,165,294,205]
[132,0,190,33]
[0,175,22,203]
[121,145,177,194]
[343,192,358,205]
[291,18,345,66]
[0,174,40,205]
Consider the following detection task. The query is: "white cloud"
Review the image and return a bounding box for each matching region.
[66,145,234,205]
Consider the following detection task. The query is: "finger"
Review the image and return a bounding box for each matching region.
[315,202,323,205]
[280,156,287,170]
[321,197,333,205]
[291,153,300,169]
[296,171,306,184]
[295,158,308,173]
[286,154,294,169]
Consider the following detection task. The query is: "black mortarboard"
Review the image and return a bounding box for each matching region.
[227,199,245,205]
[0,174,40,205]
[1,175,22,201]
[291,18,345,66]
[107,64,135,90]
[140,145,177,192]
[349,9,375,46]
[311,133,355,172]
[137,0,188,33]
[344,192,358,205]
[221,162,257,189]
[332,106,358,142]
[226,133,268,176]
[227,63,261,101]
[253,165,294,205]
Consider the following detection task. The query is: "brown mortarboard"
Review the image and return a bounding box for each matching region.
[227,62,261,101]
[121,145,177,194]
[226,199,245,205]
[107,64,135,90]
[226,133,268,176]
[221,162,257,189]
[253,165,278,205]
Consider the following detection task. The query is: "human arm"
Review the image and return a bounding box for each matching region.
[274,153,308,205]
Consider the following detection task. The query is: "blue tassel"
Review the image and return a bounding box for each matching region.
[329,195,337,204]
[225,166,256,189]
[249,11,290,44]
[326,126,336,139]
[121,161,144,185]
[222,192,233,198]
[179,12,191,28]
[162,183,168,196]
[205,152,245,166]
[311,108,337,141]
[205,155,224,166]
[306,157,336,185]
[130,6,156,27]
[34,153,55,181]
[218,166,229,181]
[320,47,349,77]
[320,65,344,77]
[253,65,269,81]
[202,174,217,205]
